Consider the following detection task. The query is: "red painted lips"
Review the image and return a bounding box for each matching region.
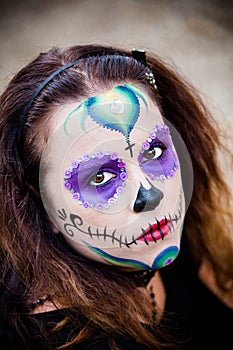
[137,218,173,243]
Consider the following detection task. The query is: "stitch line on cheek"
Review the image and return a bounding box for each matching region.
[57,208,141,248]
[57,188,183,248]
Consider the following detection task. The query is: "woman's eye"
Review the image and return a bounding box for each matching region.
[142,146,164,162]
[90,171,117,186]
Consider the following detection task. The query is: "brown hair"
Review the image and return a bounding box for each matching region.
[0,44,232,349]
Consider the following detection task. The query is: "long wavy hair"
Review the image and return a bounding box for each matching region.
[0,44,232,349]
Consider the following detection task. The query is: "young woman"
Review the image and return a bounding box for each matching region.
[0,44,232,349]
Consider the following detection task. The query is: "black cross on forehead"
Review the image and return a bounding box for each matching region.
[125,140,136,158]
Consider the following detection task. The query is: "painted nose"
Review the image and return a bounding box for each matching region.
[133,182,163,213]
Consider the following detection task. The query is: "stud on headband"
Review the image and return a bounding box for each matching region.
[132,49,157,90]
[18,50,157,145]
[132,49,147,65]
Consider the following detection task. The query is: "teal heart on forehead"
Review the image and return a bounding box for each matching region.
[87,85,140,140]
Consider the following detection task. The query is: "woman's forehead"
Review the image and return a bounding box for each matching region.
[50,83,161,134]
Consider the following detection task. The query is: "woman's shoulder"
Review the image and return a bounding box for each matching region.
[160,242,233,347]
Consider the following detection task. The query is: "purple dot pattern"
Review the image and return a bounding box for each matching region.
[64,152,127,211]
[138,123,179,182]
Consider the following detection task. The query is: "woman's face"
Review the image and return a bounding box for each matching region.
[40,84,192,270]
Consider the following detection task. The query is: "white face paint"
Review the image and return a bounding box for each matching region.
[39,84,193,270]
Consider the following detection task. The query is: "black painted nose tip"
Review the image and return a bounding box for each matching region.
[133,182,163,213]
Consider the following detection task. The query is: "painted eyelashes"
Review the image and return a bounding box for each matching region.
[138,123,179,182]
[64,152,127,211]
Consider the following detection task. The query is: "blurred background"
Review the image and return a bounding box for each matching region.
[0,0,232,191]
[0,0,232,124]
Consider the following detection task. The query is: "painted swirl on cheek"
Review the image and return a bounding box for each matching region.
[84,242,151,269]
[151,246,179,269]
[84,242,179,270]
[64,153,127,210]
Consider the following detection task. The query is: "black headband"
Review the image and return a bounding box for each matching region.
[17,57,87,145]
[17,50,155,145]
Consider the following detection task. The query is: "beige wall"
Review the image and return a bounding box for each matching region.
[0,0,232,192]
[0,0,232,124]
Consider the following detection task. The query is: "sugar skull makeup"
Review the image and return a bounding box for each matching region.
[64,84,148,140]
[64,152,127,211]
[138,123,179,182]
[39,84,193,270]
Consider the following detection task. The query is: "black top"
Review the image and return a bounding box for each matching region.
[160,239,233,348]
[0,307,152,349]
[1,240,233,349]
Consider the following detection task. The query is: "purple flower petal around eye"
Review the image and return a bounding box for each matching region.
[142,141,150,150]
[120,172,127,181]
[64,181,72,190]
[138,125,179,181]
[71,160,79,169]
[117,161,125,168]
[111,152,118,160]
[64,154,127,207]
[64,171,72,178]
[141,148,177,177]
[72,192,80,200]
[96,151,104,158]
